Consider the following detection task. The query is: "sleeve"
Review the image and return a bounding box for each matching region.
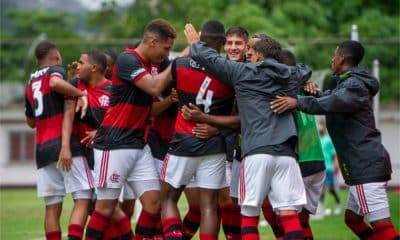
[116,53,150,84]
[159,57,171,72]
[170,58,178,88]
[64,77,79,101]
[190,41,244,87]
[24,87,34,118]
[297,79,369,114]
[49,65,67,80]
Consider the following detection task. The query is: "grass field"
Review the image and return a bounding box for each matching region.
[0,188,399,239]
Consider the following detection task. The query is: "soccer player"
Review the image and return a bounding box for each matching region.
[24,40,88,240]
[270,40,399,239]
[103,50,117,80]
[58,50,111,239]
[160,20,235,240]
[84,19,177,240]
[185,24,311,240]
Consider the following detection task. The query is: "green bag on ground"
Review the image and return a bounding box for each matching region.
[297,111,324,163]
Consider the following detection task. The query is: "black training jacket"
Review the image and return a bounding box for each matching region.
[298,67,392,185]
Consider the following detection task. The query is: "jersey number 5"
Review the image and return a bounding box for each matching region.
[32,81,44,116]
[196,76,213,113]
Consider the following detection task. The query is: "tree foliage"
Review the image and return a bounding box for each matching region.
[1,0,399,104]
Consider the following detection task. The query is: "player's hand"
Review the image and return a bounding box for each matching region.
[57,146,73,171]
[193,123,220,139]
[181,103,206,122]
[81,130,97,148]
[168,88,179,104]
[303,82,320,95]
[184,23,200,45]
[270,96,298,114]
[76,92,88,119]
[67,61,79,80]
[178,46,190,58]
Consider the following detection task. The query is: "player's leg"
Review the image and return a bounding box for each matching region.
[261,199,283,239]
[269,155,307,240]
[227,158,243,239]
[65,156,94,239]
[37,162,66,240]
[182,185,201,239]
[196,153,226,239]
[85,149,130,240]
[128,145,162,240]
[160,154,198,239]
[298,170,325,240]
[220,160,241,240]
[239,154,273,240]
[351,183,399,239]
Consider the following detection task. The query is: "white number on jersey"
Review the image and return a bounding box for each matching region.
[32,81,44,116]
[195,76,214,113]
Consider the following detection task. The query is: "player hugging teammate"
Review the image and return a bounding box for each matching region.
[25,18,398,240]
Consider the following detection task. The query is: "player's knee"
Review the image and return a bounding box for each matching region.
[141,191,161,214]
[44,195,64,206]
[72,189,93,200]
[345,210,363,226]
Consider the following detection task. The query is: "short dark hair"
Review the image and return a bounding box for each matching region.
[200,20,226,51]
[35,41,58,61]
[252,35,282,60]
[337,40,364,66]
[279,49,296,66]
[103,49,117,63]
[226,26,249,42]
[84,50,107,73]
[251,33,269,41]
[144,19,177,42]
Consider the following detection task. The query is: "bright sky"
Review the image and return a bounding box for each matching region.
[80,0,134,10]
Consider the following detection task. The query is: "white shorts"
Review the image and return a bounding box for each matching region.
[185,176,198,189]
[230,159,241,199]
[93,145,159,189]
[239,154,306,210]
[154,158,163,177]
[120,183,136,201]
[302,170,325,214]
[346,182,391,222]
[222,160,233,188]
[161,153,226,189]
[37,157,94,197]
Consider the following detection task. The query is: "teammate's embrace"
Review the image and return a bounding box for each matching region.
[24,41,88,240]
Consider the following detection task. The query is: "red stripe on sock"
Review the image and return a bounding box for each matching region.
[68,224,83,239]
[45,229,62,240]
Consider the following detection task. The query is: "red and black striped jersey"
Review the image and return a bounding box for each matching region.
[93,48,156,150]
[168,57,235,156]
[147,92,178,160]
[25,65,66,169]
[70,78,112,168]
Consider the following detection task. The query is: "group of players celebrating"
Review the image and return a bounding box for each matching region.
[25,18,398,240]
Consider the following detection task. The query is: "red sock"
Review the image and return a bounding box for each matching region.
[345,214,373,239]
[220,203,241,240]
[116,215,134,240]
[68,224,83,240]
[182,204,201,239]
[241,215,259,240]
[371,221,400,240]
[199,233,218,240]
[280,214,303,240]
[45,229,62,240]
[261,202,283,238]
[134,210,159,240]
[298,212,313,240]
[162,216,183,240]
[85,210,110,240]
[103,221,120,239]
[153,213,164,240]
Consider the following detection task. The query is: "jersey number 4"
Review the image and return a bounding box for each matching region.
[32,81,44,116]
[196,76,214,113]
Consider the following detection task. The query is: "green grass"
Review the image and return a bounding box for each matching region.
[0,188,399,239]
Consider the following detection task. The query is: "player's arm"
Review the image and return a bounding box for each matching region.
[25,116,35,128]
[185,24,243,87]
[57,99,76,172]
[151,88,178,117]
[134,65,172,97]
[181,103,240,129]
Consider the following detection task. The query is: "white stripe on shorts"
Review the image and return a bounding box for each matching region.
[160,153,170,181]
[83,157,94,189]
[356,184,369,214]
[99,150,110,187]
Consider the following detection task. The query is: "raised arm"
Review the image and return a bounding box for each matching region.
[184,24,243,87]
